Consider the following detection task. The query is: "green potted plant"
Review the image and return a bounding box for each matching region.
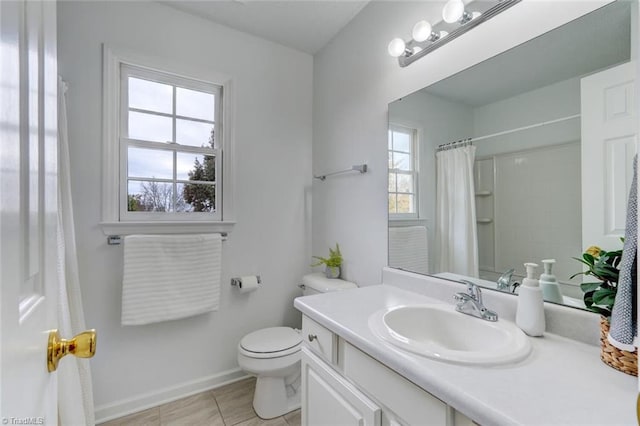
[571,244,622,318]
[311,244,343,279]
[571,242,637,376]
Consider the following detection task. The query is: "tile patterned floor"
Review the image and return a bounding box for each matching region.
[101,378,301,426]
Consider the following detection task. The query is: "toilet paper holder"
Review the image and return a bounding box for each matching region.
[230,276,261,287]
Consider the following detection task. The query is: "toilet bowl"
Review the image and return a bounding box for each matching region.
[237,327,302,419]
[237,273,357,419]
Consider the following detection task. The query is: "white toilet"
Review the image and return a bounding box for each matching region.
[237,273,357,419]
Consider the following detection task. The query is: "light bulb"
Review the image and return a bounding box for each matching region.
[442,0,465,23]
[412,20,432,42]
[387,38,406,58]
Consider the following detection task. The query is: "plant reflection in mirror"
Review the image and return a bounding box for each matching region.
[571,241,623,318]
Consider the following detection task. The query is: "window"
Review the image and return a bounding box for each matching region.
[388,125,418,217]
[120,65,221,220]
[102,47,234,236]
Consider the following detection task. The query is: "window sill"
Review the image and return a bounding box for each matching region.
[389,215,423,221]
[99,221,236,236]
[389,217,428,226]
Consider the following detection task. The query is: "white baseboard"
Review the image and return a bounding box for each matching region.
[95,368,249,424]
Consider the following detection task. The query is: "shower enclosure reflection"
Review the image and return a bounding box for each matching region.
[387,1,635,309]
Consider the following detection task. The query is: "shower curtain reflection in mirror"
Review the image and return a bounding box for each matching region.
[436,142,479,277]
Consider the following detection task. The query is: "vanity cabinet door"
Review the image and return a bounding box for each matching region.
[302,347,381,426]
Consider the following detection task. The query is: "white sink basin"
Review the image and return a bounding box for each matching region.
[369,304,531,365]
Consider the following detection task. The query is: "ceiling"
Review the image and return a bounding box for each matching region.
[424,1,631,107]
[160,0,370,54]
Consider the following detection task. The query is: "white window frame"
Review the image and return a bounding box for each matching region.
[388,124,419,219]
[101,45,235,236]
[119,65,221,221]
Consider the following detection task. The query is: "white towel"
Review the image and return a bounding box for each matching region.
[388,226,429,274]
[122,234,222,326]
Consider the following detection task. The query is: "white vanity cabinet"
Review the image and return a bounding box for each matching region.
[301,314,475,426]
[302,347,382,426]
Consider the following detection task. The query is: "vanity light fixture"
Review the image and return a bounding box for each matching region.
[388,0,521,67]
[387,38,409,58]
[412,20,439,43]
[442,0,473,24]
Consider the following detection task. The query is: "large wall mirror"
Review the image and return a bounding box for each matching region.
[388,0,635,310]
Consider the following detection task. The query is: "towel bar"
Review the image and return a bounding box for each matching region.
[107,233,227,245]
[314,164,367,181]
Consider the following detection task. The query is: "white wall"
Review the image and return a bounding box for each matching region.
[312,0,611,287]
[473,76,581,157]
[58,1,312,419]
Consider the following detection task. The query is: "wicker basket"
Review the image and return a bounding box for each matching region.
[600,316,637,376]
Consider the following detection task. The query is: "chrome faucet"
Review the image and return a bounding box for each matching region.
[454,280,498,322]
[496,268,518,293]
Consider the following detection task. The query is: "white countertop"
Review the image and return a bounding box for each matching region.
[294,284,637,426]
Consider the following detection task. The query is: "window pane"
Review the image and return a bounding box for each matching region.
[388,131,393,150]
[176,119,214,148]
[393,131,411,153]
[388,151,394,169]
[180,182,215,212]
[128,111,172,143]
[388,173,396,192]
[396,194,414,214]
[388,194,397,214]
[128,77,173,114]
[397,174,414,193]
[177,152,215,181]
[174,183,192,212]
[177,87,214,121]
[127,180,174,212]
[394,152,411,171]
[128,147,173,179]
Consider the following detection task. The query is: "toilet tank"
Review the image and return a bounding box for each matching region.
[301,272,357,296]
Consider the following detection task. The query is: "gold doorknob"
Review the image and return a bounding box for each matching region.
[47,329,97,372]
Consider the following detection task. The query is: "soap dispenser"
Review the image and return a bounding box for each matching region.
[516,262,545,337]
[539,259,563,304]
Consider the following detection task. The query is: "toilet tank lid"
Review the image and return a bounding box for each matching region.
[240,327,301,353]
[302,273,357,293]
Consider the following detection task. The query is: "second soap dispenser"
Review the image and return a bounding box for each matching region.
[516,262,545,337]
[539,259,563,304]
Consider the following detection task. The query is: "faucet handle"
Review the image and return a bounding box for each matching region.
[459,280,482,303]
[496,268,515,291]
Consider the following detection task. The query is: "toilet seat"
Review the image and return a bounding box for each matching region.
[239,327,302,359]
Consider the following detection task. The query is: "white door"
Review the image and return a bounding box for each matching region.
[581,61,637,252]
[0,0,59,422]
[301,348,381,426]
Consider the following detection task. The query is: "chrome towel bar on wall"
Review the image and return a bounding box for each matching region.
[314,164,368,181]
[107,232,228,245]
